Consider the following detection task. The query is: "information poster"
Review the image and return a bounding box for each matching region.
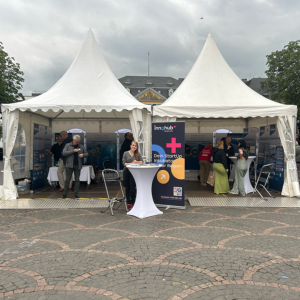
[185,134,212,170]
[268,124,284,192]
[44,126,52,185]
[86,133,116,170]
[33,124,50,190]
[258,126,270,174]
[152,122,185,207]
[243,127,259,157]
[227,133,244,153]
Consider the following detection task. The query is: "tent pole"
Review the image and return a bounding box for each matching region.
[245,118,249,128]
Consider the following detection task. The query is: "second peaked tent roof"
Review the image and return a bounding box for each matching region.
[2,29,150,118]
[153,33,296,119]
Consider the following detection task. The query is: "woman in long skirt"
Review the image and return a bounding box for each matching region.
[230,140,249,196]
[212,140,230,194]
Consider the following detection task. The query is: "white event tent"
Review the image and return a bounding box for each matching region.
[0,29,151,200]
[153,33,299,197]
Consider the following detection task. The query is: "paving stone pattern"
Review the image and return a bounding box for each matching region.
[0,205,300,299]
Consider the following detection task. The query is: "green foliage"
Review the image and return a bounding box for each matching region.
[0,41,25,107]
[261,40,300,117]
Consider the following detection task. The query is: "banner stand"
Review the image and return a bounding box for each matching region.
[152,122,186,209]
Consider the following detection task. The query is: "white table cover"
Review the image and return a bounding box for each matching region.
[229,156,256,194]
[47,166,95,185]
[127,165,163,219]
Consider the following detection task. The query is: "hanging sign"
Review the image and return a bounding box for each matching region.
[152,122,185,207]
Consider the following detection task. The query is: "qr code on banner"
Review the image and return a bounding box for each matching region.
[173,187,182,196]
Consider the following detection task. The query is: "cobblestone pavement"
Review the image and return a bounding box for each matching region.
[0,204,300,299]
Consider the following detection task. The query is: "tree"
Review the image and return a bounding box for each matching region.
[261,40,300,117]
[0,41,25,107]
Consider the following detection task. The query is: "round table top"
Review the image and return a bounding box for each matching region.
[229,156,256,160]
[127,164,163,169]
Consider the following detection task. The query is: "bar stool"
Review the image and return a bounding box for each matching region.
[253,163,276,200]
[101,169,127,215]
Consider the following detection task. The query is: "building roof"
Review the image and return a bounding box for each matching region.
[119,76,182,88]
[245,78,270,96]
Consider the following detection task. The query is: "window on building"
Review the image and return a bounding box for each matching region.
[168,89,174,96]
[124,79,131,85]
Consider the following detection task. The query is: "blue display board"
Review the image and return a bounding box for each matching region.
[243,127,259,157]
[152,122,185,207]
[258,126,270,174]
[32,124,52,190]
[185,134,212,170]
[227,133,244,153]
[268,124,284,192]
[86,133,116,170]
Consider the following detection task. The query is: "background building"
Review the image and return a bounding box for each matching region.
[118,76,184,105]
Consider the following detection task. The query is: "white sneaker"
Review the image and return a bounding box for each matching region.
[229,191,238,195]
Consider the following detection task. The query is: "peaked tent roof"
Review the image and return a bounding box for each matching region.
[153,33,296,118]
[2,29,150,119]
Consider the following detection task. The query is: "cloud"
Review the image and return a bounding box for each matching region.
[1,0,300,95]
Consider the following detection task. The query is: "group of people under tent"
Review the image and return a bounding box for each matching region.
[198,136,249,196]
[46,130,141,209]
[46,131,89,199]
[46,129,250,205]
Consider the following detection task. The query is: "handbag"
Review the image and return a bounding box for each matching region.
[207,171,215,186]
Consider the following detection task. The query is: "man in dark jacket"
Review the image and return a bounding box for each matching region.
[62,135,88,199]
[120,132,133,161]
[222,136,235,178]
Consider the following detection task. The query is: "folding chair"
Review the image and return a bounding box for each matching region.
[103,160,117,181]
[101,169,127,215]
[253,163,276,200]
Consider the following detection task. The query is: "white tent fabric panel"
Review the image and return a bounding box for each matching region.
[1,110,19,200]
[277,116,299,197]
[129,109,151,161]
[153,33,297,119]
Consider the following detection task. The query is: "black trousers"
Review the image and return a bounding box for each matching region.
[123,168,136,204]
[64,165,81,197]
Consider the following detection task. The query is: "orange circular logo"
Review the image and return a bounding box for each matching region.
[157,170,170,184]
[171,158,185,180]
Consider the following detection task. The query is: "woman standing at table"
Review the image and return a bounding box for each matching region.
[230,140,249,196]
[122,141,143,210]
[212,140,230,194]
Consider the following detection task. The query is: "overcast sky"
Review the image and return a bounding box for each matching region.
[1,0,300,95]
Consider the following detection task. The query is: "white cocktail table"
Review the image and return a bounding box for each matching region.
[229,156,256,194]
[126,165,163,219]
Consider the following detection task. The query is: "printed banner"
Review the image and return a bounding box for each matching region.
[258,126,270,173]
[243,127,259,157]
[32,124,52,190]
[152,122,185,207]
[185,133,212,170]
[268,124,284,192]
[227,133,244,153]
[86,133,117,170]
